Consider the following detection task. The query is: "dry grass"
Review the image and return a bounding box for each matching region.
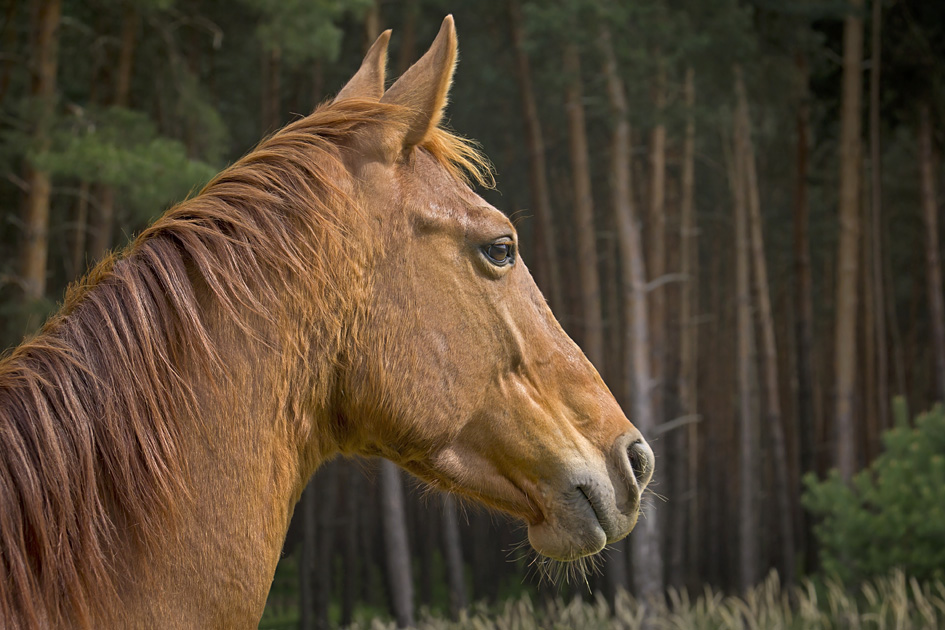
[328,571,945,630]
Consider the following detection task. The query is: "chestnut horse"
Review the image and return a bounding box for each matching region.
[0,17,654,629]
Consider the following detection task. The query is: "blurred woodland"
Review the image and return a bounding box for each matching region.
[1,0,944,627]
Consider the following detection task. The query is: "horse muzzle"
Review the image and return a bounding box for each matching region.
[526,430,655,561]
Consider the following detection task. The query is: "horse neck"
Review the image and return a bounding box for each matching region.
[120,318,314,626]
[112,229,360,626]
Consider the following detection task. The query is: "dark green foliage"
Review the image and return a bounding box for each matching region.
[803,402,945,584]
[33,106,218,222]
[239,0,374,64]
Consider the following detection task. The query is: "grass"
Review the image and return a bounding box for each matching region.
[260,570,945,629]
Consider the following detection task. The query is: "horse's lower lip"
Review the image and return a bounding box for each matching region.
[576,485,607,536]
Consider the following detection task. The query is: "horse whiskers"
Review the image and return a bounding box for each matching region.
[509,542,604,591]
[643,487,668,504]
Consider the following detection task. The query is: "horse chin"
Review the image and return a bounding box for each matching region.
[526,482,640,562]
[527,519,607,562]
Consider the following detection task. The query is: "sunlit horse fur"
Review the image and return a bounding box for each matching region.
[0,17,654,629]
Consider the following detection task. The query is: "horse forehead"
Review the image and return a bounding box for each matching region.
[408,153,510,232]
[426,195,507,228]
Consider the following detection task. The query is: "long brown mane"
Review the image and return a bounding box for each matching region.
[0,98,489,629]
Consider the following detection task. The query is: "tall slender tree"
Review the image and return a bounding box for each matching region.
[599,25,663,601]
[729,76,758,588]
[735,67,795,583]
[89,4,139,262]
[441,495,467,620]
[509,0,562,315]
[379,459,415,628]
[918,101,945,402]
[678,65,700,587]
[869,0,890,429]
[835,0,865,481]
[298,481,317,630]
[792,50,820,570]
[648,55,668,429]
[563,42,603,364]
[19,0,63,301]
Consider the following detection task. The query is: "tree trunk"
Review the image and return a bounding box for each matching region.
[19,0,63,301]
[69,181,90,279]
[869,0,890,430]
[311,59,324,110]
[360,464,381,608]
[509,0,562,316]
[792,51,819,572]
[340,463,360,627]
[298,481,317,630]
[648,56,668,428]
[861,183,880,461]
[835,0,865,481]
[314,463,339,630]
[260,46,281,135]
[734,67,795,584]
[919,101,945,402]
[364,0,381,50]
[396,0,418,75]
[0,0,20,107]
[88,5,138,262]
[441,495,467,620]
[678,66,700,587]
[728,88,758,590]
[379,460,414,628]
[600,27,663,601]
[113,5,137,105]
[563,42,602,361]
[417,498,435,607]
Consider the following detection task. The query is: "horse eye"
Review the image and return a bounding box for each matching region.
[484,240,514,266]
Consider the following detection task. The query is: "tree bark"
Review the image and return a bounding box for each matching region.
[260,46,281,135]
[88,5,138,263]
[600,27,663,600]
[792,51,819,572]
[869,0,890,430]
[728,85,758,589]
[919,101,945,402]
[678,66,700,587]
[862,181,880,462]
[441,495,467,620]
[509,0,563,316]
[379,460,414,628]
[563,42,603,364]
[648,56,668,428]
[298,481,317,630]
[396,0,418,75]
[19,0,63,301]
[835,0,865,481]
[340,463,360,627]
[0,0,20,107]
[734,67,795,584]
[416,495,435,607]
[69,181,90,279]
[313,463,339,630]
[364,0,380,50]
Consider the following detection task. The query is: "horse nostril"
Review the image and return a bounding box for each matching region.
[627,439,653,488]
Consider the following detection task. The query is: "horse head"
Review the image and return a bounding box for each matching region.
[333,17,654,563]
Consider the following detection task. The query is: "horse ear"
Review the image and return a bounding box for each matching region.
[380,15,457,149]
[334,29,392,102]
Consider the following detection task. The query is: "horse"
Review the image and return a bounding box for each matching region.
[0,16,654,629]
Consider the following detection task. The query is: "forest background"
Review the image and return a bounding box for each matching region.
[1,0,944,628]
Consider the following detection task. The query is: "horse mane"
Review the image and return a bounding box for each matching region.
[0,98,490,629]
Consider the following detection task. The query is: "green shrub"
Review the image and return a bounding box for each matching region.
[803,402,945,584]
